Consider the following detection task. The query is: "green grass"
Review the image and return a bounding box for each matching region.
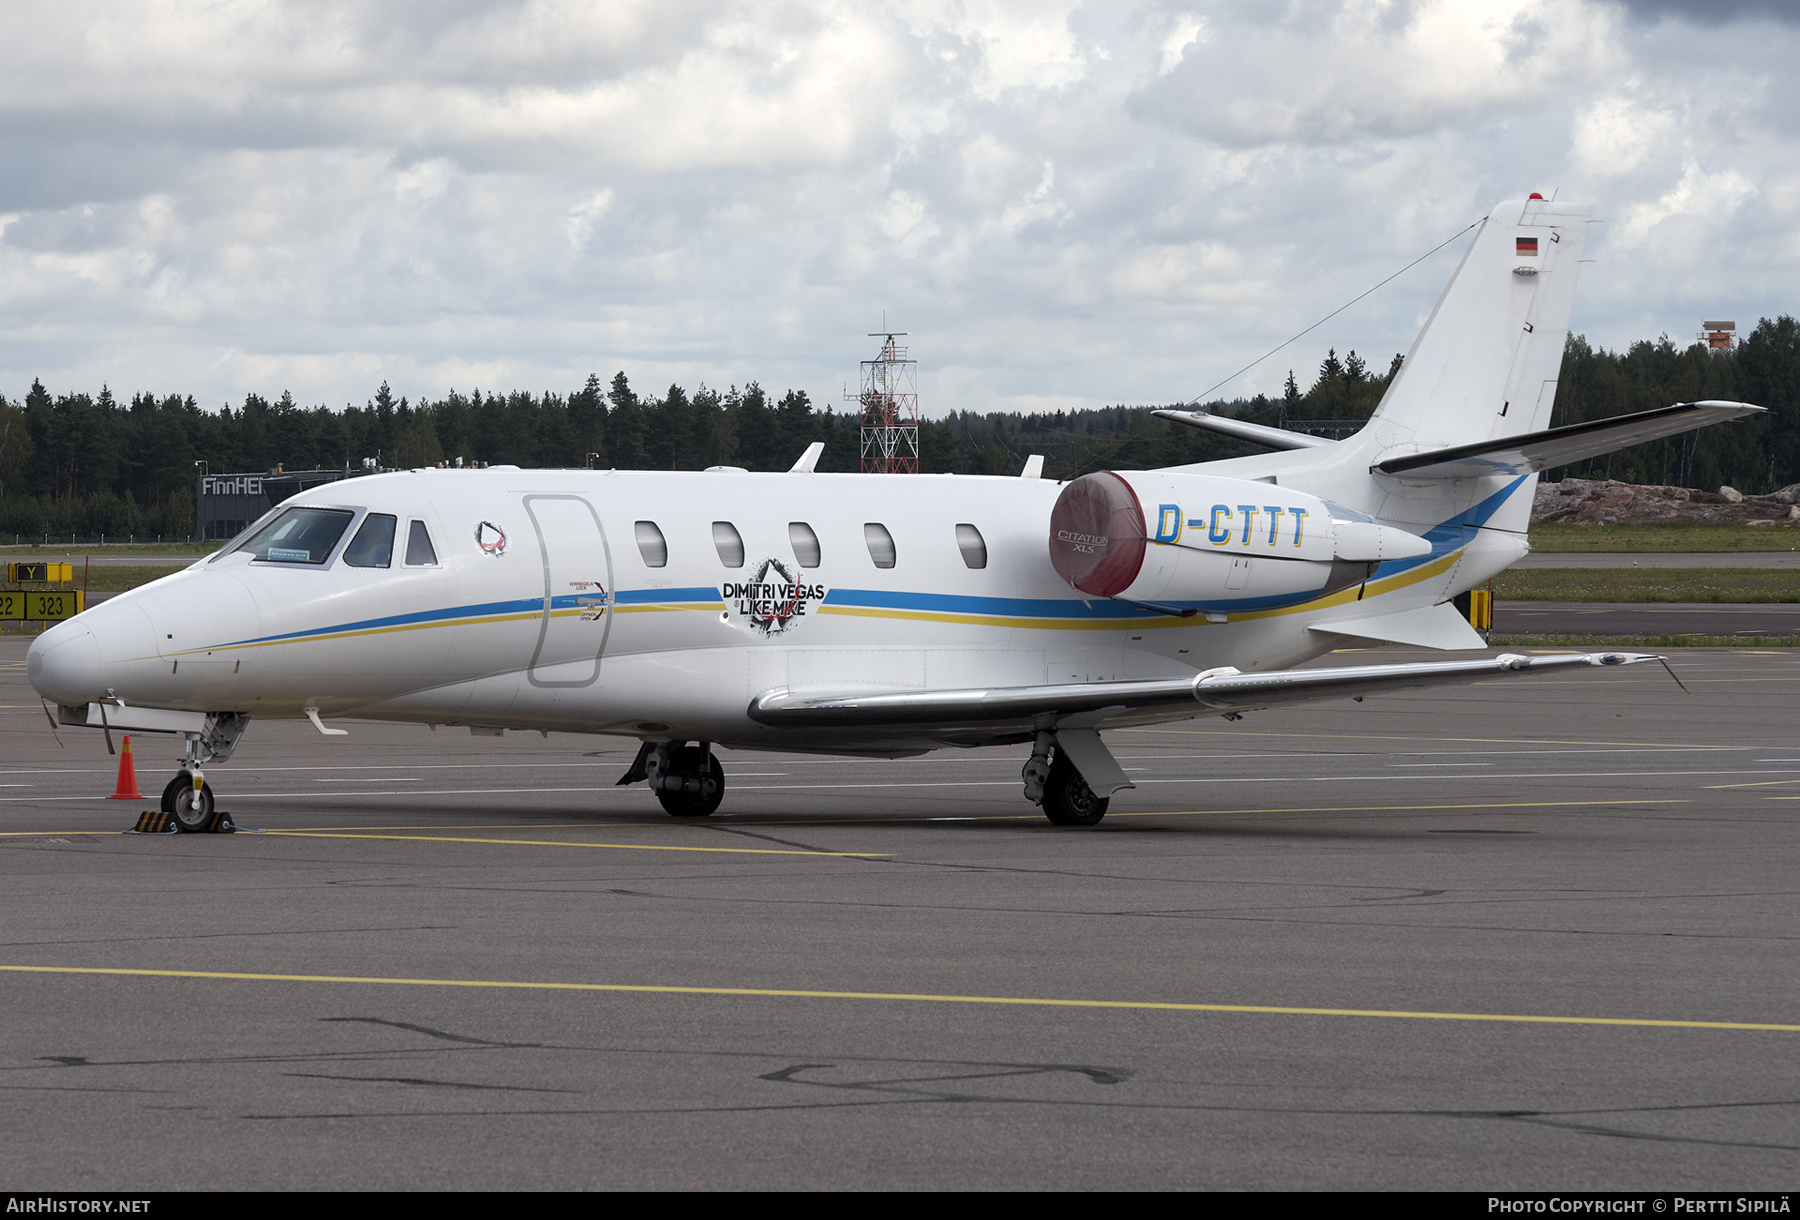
[1,542,220,557]
[2,566,185,629]
[1528,524,1800,552]
[1492,568,1800,603]
[2,566,186,595]
[77,565,187,592]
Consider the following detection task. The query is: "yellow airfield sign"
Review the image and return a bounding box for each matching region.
[0,589,85,621]
[7,562,76,583]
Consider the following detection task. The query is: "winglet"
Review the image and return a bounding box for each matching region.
[1021,454,1044,479]
[789,442,825,473]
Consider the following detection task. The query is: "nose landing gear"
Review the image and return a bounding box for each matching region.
[158,722,241,833]
[161,772,216,832]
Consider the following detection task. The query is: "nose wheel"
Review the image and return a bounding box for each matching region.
[161,772,216,833]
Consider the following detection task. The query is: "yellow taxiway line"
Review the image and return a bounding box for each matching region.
[257,831,885,856]
[1,964,1793,1032]
[0,799,1686,839]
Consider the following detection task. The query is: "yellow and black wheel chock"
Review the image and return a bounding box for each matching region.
[126,810,238,834]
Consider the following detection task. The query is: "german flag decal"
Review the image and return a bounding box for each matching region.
[1516,237,1539,256]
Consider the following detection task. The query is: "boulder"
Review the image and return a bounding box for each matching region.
[1531,478,1800,526]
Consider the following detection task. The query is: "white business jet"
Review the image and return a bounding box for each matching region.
[26,197,1762,829]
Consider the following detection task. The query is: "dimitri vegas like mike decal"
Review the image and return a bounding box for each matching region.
[724,557,826,636]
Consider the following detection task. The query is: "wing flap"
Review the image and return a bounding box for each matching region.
[748,652,1660,729]
[1374,401,1763,478]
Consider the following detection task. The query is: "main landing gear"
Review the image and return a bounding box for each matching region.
[1021,731,1110,827]
[619,740,725,818]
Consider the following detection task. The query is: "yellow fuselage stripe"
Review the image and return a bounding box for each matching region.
[159,544,1467,659]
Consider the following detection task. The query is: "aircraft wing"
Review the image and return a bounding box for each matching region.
[1374,401,1764,479]
[748,651,1661,729]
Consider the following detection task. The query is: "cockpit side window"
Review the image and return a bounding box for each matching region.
[405,520,439,566]
[343,513,397,568]
[235,507,354,565]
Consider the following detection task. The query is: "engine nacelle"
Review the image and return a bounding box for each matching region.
[1048,471,1432,613]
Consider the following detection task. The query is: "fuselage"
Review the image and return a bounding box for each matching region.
[27,464,1529,754]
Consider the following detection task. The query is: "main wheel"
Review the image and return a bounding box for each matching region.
[1041,752,1108,827]
[171,777,216,833]
[656,747,725,818]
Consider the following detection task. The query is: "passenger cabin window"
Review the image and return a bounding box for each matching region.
[405,520,438,566]
[236,507,354,565]
[343,513,397,568]
[712,522,745,568]
[864,523,896,569]
[634,520,668,568]
[956,523,988,570]
[789,522,821,568]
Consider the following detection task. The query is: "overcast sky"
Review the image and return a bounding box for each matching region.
[2,0,1795,417]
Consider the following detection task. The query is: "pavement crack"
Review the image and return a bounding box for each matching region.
[282,1072,576,1094]
[760,1062,1131,1099]
[321,1017,544,1048]
[1493,1113,1800,1153]
[705,825,862,854]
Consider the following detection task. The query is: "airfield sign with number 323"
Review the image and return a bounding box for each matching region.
[0,590,85,621]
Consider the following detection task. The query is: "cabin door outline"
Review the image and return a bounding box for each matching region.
[523,494,615,688]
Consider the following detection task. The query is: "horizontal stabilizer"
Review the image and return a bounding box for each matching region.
[748,652,1657,729]
[1153,409,1333,452]
[1375,401,1764,478]
[1307,602,1486,650]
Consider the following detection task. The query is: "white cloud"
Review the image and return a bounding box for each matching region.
[1159,16,1205,75]
[1571,93,1675,177]
[0,0,1796,415]
[564,189,614,251]
[1613,162,1755,248]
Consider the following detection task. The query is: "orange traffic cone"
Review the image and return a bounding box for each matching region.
[107,734,146,801]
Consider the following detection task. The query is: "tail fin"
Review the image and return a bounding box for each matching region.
[1361,198,1590,455]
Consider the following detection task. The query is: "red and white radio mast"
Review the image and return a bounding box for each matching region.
[851,331,920,474]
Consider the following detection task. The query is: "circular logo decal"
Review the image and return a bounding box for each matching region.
[475,521,508,556]
[723,557,826,637]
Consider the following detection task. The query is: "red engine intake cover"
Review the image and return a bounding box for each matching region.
[1048,472,1147,597]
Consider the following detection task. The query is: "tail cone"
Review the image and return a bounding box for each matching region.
[106,734,146,801]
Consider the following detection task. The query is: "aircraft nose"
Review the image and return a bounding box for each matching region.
[27,623,102,707]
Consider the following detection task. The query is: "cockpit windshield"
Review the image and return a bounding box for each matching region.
[235,507,355,564]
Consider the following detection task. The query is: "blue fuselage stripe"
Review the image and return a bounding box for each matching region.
[200,484,1525,650]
